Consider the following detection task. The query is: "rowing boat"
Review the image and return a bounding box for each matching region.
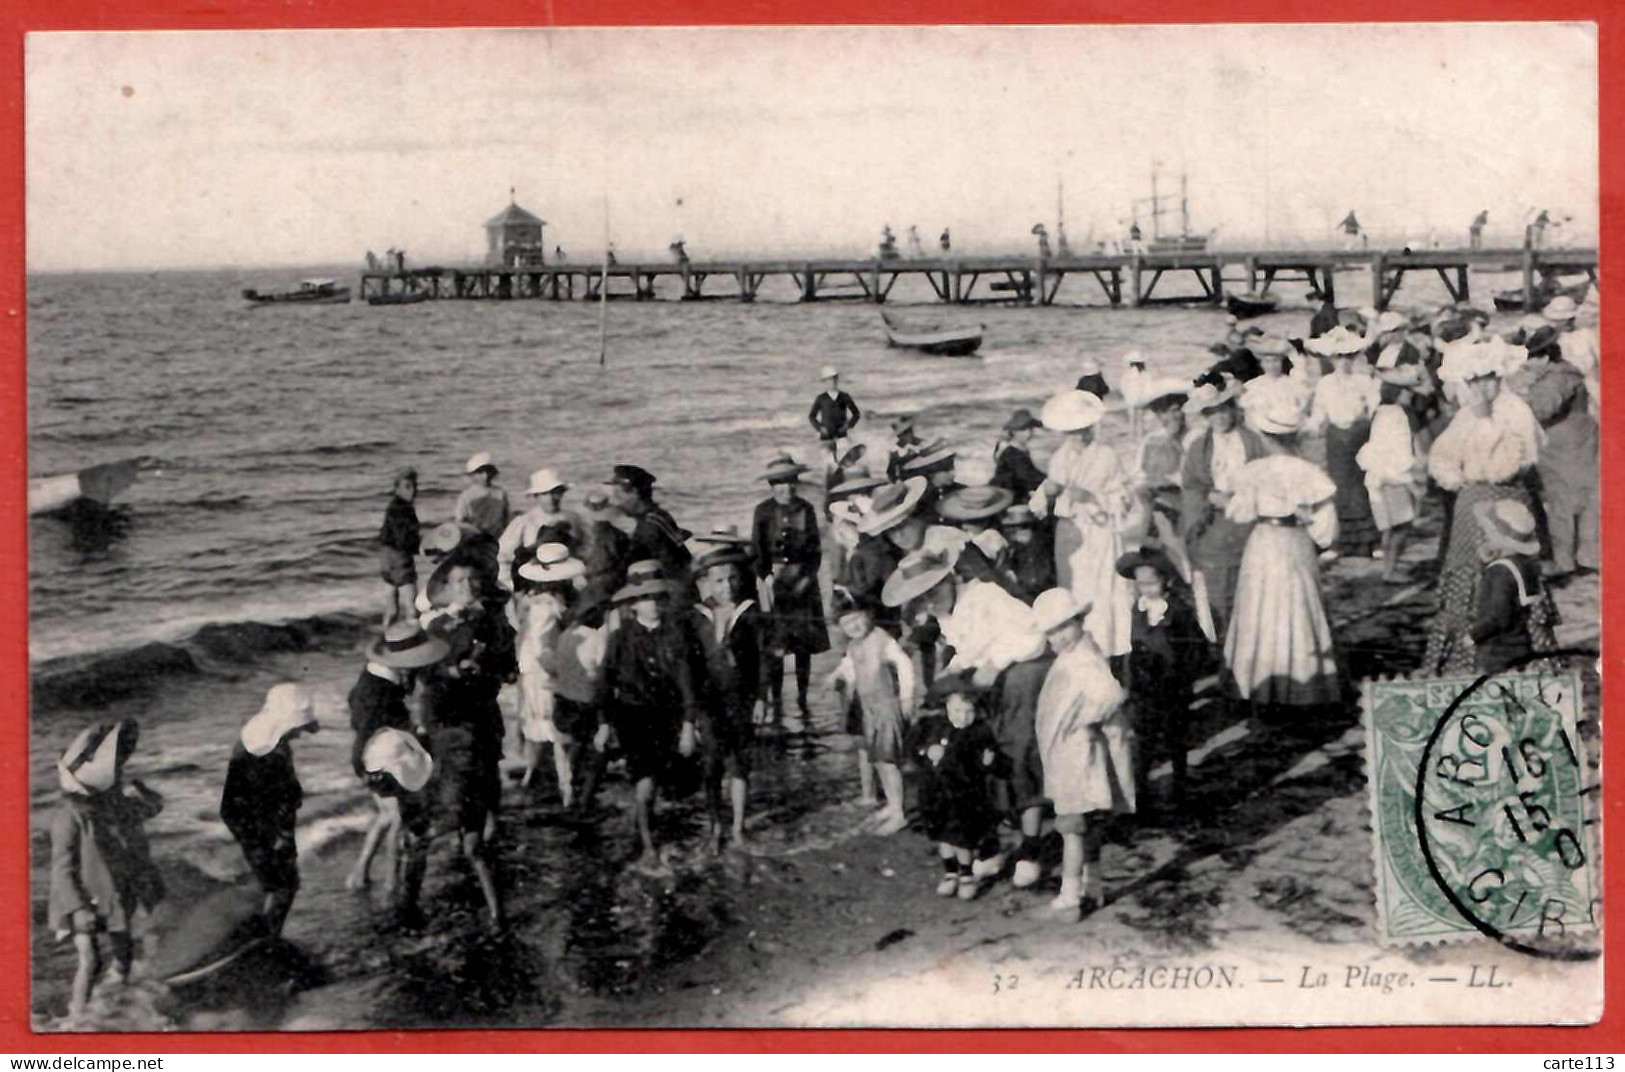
[243,278,352,305]
[1225,291,1279,319]
[1492,279,1591,313]
[28,458,142,517]
[880,311,984,357]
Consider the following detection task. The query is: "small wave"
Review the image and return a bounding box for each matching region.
[31,610,374,713]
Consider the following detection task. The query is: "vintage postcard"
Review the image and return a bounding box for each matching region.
[24,22,1601,1031]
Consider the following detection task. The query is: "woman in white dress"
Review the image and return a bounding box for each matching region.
[1240,335,1312,439]
[1222,408,1343,713]
[1037,390,1137,660]
[1356,344,1429,581]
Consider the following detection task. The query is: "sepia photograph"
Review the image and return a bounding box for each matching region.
[23,22,1603,1033]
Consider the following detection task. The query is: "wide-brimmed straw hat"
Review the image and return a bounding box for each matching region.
[1040,389,1106,432]
[829,465,887,500]
[1002,408,1043,433]
[901,441,957,475]
[1076,355,1103,377]
[57,720,133,796]
[611,579,672,604]
[1474,499,1540,556]
[1115,546,1181,581]
[1122,350,1147,368]
[518,542,587,584]
[362,728,434,794]
[1182,378,1241,416]
[881,548,955,607]
[763,452,810,484]
[368,621,453,669]
[465,451,496,475]
[1371,311,1408,336]
[1031,588,1092,633]
[856,477,929,536]
[818,364,840,380]
[693,525,751,547]
[1542,295,1580,322]
[693,543,754,574]
[1250,335,1292,357]
[1250,394,1307,437]
[421,521,467,556]
[936,484,1015,522]
[1377,362,1425,388]
[1524,325,1562,355]
[889,414,917,434]
[927,670,986,703]
[525,468,568,496]
[1307,324,1368,357]
[626,559,665,584]
[240,683,319,758]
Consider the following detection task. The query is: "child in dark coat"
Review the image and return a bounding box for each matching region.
[1115,548,1208,811]
[1470,499,1559,674]
[915,673,1005,901]
[694,545,767,853]
[49,719,164,1020]
[379,467,421,626]
[221,683,319,937]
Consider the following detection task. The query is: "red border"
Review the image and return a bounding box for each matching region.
[1,0,1619,1054]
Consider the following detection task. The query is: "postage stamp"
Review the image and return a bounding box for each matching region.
[1364,666,1600,956]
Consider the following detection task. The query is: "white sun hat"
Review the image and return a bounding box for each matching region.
[1040,389,1106,432]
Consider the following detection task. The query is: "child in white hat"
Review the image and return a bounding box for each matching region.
[49,719,164,1020]
[221,683,319,937]
[828,592,916,835]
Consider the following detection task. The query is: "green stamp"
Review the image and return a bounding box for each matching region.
[1363,667,1600,957]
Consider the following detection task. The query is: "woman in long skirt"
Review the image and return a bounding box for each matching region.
[1308,347,1382,557]
[1422,339,1546,675]
[1222,454,1342,711]
[1038,390,1137,660]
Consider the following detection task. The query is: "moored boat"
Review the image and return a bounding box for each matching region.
[1492,279,1591,313]
[367,290,431,306]
[1226,291,1279,319]
[880,311,984,357]
[29,457,142,517]
[242,279,352,305]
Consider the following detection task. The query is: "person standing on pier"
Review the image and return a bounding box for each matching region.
[808,366,862,468]
[940,229,952,253]
[1469,210,1488,250]
[752,454,830,725]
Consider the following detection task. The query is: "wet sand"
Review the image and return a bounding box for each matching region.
[31,498,1601,1031]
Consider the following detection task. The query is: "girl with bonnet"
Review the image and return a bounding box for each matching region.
[49,719,164,1019]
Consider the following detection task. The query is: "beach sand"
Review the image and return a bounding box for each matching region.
[30,500,1601,1031]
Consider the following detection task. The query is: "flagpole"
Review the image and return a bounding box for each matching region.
[598,195,610,367]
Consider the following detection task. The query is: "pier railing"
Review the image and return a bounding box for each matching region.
[356,246,1597,312]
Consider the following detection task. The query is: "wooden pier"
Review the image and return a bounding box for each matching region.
[358,246,1598,312]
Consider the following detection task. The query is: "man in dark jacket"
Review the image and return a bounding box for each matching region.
[1511,329,1598,580]
[808,366,862,464]
[607,464,693,599]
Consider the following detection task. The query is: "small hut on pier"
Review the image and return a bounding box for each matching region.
[485,193,547,267]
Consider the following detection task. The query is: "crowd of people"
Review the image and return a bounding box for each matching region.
[47,288,1599,1017]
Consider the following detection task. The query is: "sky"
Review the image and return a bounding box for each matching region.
[24,23,1600,271]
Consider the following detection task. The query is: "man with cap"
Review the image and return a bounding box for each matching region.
[345,622,448,892]
[886,414,924,481]
[221,683,320,936]
[1541,294,1600,422]
[455,451,511,543]
[1074,356,1109,400]
[903,440,961,522]
[1180,378,1268,642]
[606,465,693,598]
[808,366,862,466]
[693,540,768,851]
[497,468,587,593]
[752,453,830,724]
[1506,324,1599,581]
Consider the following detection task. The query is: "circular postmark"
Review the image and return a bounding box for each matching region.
[1413,648,1601,960]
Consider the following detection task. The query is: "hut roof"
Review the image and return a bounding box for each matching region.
[486,201,545,229]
